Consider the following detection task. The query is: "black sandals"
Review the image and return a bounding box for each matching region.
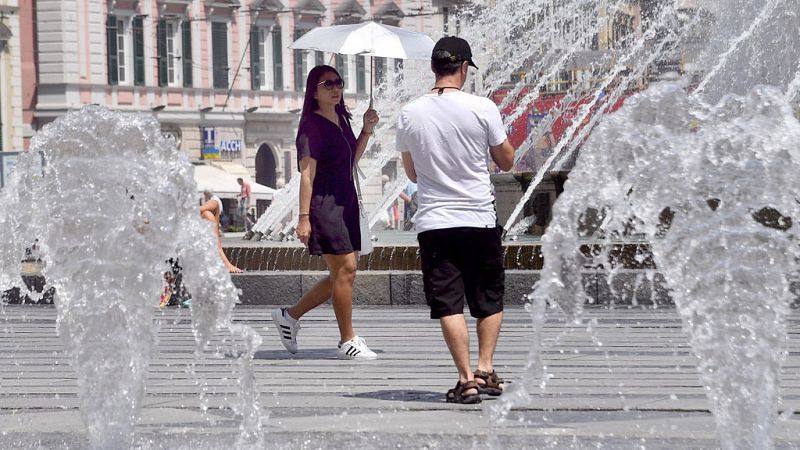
[473,369,504,396]
[445,380,482,404]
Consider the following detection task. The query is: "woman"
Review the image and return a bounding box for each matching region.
[271,65,380,360]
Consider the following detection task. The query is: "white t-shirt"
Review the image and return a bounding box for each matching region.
[395,90,508,233]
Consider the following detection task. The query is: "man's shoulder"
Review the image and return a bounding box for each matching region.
[458,92,496,109]
[401,96,429,112]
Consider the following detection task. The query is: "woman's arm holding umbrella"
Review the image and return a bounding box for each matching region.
[354,106,380,161]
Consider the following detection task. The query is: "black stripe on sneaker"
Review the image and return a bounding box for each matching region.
[347,347,359,357]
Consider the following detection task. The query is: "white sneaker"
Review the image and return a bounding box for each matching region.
[271,307,299,354]
[337,336,378,360]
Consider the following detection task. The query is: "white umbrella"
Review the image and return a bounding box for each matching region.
[290,22,435,100]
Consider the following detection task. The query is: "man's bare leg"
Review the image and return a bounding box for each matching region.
[476,311,504,389]
[440,314,478,396]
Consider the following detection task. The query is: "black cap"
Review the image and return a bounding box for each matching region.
[432,36,478,69]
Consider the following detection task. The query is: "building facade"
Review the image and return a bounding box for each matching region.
[0,0,25,186]
[21,0,446,190]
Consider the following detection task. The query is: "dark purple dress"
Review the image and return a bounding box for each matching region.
[296,112,361,256]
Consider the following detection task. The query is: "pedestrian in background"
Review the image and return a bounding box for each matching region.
[271,65,380,360]
[396,37,515,403]
[237,177,252,232]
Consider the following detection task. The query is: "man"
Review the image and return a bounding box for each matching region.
[396,36,515,404]
[237,177,252,234]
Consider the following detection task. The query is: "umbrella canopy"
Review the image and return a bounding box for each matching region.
[290,22,435,60]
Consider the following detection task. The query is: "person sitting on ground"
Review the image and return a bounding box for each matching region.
[200,190,242,273]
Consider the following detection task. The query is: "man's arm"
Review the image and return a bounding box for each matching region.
[400,151,417,183]
[490,139,515,172]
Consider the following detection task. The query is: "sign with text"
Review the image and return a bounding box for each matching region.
[219,139,242,159]
[201,127,219,159]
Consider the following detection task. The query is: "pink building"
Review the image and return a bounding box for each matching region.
[20,0,451,192]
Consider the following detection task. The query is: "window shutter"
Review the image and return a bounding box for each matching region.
[132,16,145,86]
[250,27,261,90]
[107,15,118,85]
[157,19,168,87]
[272,27,283,91]
[212,22,229,89]
[293,29,307,92]
[356,56,366,94]
[335,54,348,87]
[375,57,386,84]
[182,20,192,87]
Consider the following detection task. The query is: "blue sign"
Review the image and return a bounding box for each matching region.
[201,127,219,159]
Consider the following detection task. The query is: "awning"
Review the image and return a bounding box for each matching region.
[192,163,274,201]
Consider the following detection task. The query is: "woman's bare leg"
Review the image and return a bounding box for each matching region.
[286,276,332,320]
[322,252,358,343]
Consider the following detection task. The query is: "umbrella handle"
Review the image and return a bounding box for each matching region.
[369,56,374,109]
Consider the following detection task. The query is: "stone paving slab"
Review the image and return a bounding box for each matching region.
[1,305,800,449]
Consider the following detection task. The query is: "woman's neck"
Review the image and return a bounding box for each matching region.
[317,104,337,119]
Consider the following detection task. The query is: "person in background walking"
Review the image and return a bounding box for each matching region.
[237,177,252,233]
[396,37,515,403]
[271,65,380,360]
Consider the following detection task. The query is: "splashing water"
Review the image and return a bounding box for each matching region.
[531,83,800,449]
[0,106,263,449]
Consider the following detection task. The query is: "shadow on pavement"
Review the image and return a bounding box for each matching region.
[348,390,445,403]
[254,349,338,360]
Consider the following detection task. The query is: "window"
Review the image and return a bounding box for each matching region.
[393,58,403,81]
[251,26,262,90]
[258,29,267,89]
[335,54,348,91]
[375,57,386,84]
[117,19,128,83]
[212,22,229,89]
[272,27,283,90]
[107,14,143,86]
[294,29,309,92]
[158,19,184,87]
[315,51,324,67]
[166,22,177,84]
[107,15,128,85]
[356,56,366,94]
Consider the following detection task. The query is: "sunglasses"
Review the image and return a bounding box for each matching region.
[317,78,345,90]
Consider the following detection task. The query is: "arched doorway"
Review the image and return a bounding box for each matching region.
[255,143,277,218]
[255,143,277,188]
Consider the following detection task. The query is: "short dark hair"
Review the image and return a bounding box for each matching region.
[237,177,243,183]
[432,50,464,76]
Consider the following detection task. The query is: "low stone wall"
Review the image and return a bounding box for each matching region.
[231,269,676,307]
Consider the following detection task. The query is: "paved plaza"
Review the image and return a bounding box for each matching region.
[2,305,800,449]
